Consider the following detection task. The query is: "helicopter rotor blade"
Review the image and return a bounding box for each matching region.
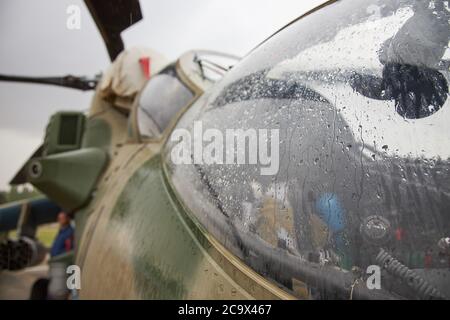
[84,0,143,61]
[0,74,98,91]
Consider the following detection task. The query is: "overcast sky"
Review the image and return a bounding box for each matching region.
[0,0,324,189]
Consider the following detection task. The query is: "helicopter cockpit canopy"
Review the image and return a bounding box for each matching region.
[164,0,450,299]
[135,51,240,140]
[136,65,194,138]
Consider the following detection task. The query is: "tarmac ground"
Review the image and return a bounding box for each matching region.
[0,262,49,300]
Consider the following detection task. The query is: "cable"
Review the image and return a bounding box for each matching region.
[376,248,445,299]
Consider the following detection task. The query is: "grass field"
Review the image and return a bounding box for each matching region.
[35,223,58,247]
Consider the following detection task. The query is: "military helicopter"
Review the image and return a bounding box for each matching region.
[1,0,449,300]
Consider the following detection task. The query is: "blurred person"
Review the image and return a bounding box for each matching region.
[47,211,74,300]
[50,212,74,257]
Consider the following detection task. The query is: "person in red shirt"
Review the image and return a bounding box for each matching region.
[50,212,74,257]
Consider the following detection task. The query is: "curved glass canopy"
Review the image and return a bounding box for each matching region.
[165,0,450,299]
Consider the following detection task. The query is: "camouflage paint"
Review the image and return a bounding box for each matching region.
[76,144,293,299]
[66,56,293,299]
